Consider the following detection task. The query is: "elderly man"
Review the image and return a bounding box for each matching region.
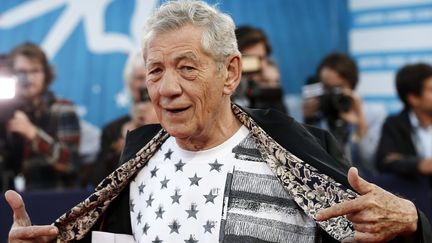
[6,1,431,242]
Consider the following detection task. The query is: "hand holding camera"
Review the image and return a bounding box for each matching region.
[7,110,37,140]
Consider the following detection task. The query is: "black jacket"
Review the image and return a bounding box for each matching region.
[376,110,425,175]
[78,108,431,242]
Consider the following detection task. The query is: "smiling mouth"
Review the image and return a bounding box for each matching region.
[165,106,190,114]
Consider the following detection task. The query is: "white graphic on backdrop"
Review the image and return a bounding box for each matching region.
[0,0,158,59]
[349,0,432,113]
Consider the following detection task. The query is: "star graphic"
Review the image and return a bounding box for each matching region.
[168,219,181,234]
[150,166,159,178]
[171,189,182,204]
[186,203,199,219]
[152,236,163,243]
[203,220,215,234]
[137,211,142,224]
[203,190,217,204]
[142,223,150,235]
[160,176,170,189]
[146,194,154,207]
[155,205,165,219]
[164,148,173,161]
[189,173,202,186]
[138,182,145,195]
[184,234,198,243]
[208,159,223,172]
[174,159,186,172]
[129,199,135,212]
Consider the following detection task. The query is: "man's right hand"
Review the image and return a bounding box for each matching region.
[5,190,58,243]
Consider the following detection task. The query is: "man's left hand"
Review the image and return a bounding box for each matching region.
[316,167,418,242]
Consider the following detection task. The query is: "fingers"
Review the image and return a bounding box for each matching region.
[347,167,374,195]
[315,197,365,221]
[354,231,393,243]
[5,190,31,226]
[9,225,58,241]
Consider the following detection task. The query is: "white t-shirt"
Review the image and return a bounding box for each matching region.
[130,126,317,243]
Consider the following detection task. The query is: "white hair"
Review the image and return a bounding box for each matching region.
[123,50,144,93]
[142,0,240,67]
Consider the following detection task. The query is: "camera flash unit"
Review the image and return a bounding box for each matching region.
[0,76,17,99]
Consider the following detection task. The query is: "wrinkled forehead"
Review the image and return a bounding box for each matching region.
[142,25,205,63]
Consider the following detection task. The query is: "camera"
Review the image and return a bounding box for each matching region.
[0,74,29,122]
[320,86,353,120]
[138,87,150,102]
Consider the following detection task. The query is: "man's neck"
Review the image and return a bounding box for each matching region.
[412,108,432,128]
[175,107,242,151]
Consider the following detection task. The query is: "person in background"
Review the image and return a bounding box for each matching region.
[89,51,158,186]
[6,42,80,191]
[233,25,288,114]
[0,54,20,191]
[302,53,386,176]
[5,2,430,243]
[375,63,432,216]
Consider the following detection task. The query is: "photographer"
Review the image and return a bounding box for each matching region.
[302,53,386,175]
[0,54,23,191]
[233,25,288,114]
[4,43,80,191]
[89,52,158,186]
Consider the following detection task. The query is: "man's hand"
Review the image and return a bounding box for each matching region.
[5,190,58,243]
[7,111,38,140]
[339,91,368,139]
[316,167,418,242]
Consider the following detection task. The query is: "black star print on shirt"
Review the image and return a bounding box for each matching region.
[186,203,199,219]
[129,199,135,212]
[164,148,173,161]
[171,189,182,204]
[184,234,198,243]
[174,159,186,172]
[203,190,217,204]
[168,219,181,234]
[146,194,154,207]
[208,159,223,172]
[155,205,165,219]
[142,223,150,235]
[160,176,169,189]
[150,166,159,178]
[152,236,163,243]
[189,173,202,186]
[137,211,142,224]
[203,220,215,233]
[138,182,145,195]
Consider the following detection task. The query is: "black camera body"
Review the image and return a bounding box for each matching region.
[319,87,353,145]
[320,86,352,121]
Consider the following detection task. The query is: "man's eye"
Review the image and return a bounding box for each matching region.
[149,68,162,75]
[181,66,195,72]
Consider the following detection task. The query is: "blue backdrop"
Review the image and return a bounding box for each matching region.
[0,0,349,127]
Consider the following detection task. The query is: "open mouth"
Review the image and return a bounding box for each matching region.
[166,106,190,114]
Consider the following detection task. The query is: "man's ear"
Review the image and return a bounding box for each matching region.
[223,54,242,95]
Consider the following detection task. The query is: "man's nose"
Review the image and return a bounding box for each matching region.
[159,70,182,97]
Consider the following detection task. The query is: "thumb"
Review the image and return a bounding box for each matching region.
[5,190,31,226]
[347,167,374,195]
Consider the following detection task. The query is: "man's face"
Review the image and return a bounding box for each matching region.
[144,25,228,141]
[415,77,432,117]
[130,65,147,102]
[13,55,45,99]
[320,67,351,91]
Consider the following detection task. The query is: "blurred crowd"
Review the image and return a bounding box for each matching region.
[1,26,431,220]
